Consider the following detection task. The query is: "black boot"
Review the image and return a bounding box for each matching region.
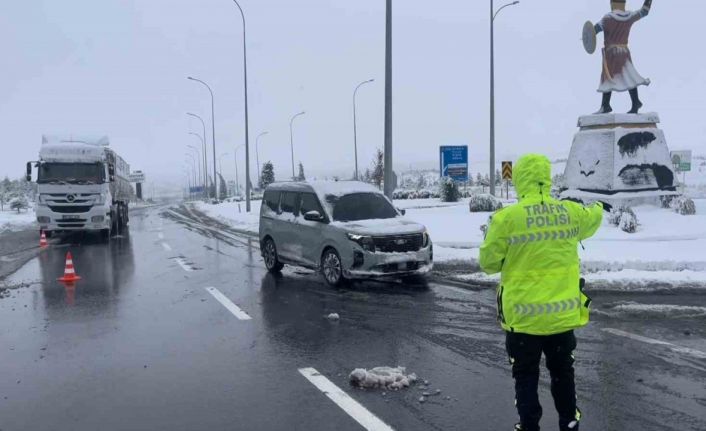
[594,92,612,114]
[628,88,643,114]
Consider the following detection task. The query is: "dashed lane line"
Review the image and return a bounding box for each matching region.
[174,257,193,272]
[161,242,172,251]
[602,328,706,359]
[205,287,252,321]
[298,367,394,431]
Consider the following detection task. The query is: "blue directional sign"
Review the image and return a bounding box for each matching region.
[190,186,205,194]
[439,146,469,181]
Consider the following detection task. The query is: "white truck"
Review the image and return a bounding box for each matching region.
[26,135,133,240]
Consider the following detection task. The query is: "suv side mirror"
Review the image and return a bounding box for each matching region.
[108,164,115,182]
[303,210,325,222]
[25,162,32,182]
[397,208,406,216]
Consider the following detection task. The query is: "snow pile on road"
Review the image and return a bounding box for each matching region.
[326,313,340,321]
[349,366,417,390]
[596,301,706,319]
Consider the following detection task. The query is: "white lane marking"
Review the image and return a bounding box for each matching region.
[158,232,164,240]
[174,257,193,272]
[205,287,252,320]
[161,242,172,251]
[433,283,475,297]
[602,328,706,359]
[298,367,394,431]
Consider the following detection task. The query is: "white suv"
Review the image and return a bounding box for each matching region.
[259,181,433,286]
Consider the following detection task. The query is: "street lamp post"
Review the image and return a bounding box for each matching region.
[218,152,230,197]
[187,77,217,201]
[353,79,374,181]
[229,0,252,212]
[383,0,393,199]
[255,131,268,186]
[289,111,305,180]
[185,154,198,198]
[187,145,202,193]
[188,132,206,197]
[187,113,208,199]
[490,0,520,196]
[234,144,244,197]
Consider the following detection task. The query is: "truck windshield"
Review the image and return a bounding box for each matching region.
[328,192,398,222]
[37,163,105,184]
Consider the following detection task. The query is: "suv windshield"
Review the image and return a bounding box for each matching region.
[328,192,398,222]
[37,163,105,184]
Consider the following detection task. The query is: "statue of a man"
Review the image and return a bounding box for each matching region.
[594,0,653,114]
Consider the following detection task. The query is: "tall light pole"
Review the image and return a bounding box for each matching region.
[490,0,520,196]
[218,152,230,197]
[187,77,217,201]
[187,113,208,199]
[188,132,206,197]
[229,0,252,212]
[255,131,268,185]
[185,154,197,198]
[383,0,393,198]
[353,79,375,181]
[234,144,244,197]
[187,144,202,192]
[289,111,305,180]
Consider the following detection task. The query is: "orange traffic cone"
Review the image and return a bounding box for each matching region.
[58,252,81,282]
[39,231,48,248]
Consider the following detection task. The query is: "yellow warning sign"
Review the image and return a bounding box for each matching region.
[502,161,513,181]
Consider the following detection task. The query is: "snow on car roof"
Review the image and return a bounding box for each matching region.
[267,180,382,197]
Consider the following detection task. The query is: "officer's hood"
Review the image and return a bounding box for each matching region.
[514,154,552,201]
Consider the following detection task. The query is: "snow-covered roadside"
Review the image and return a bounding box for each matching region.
[191,198,706,289]
[0,208,36,234]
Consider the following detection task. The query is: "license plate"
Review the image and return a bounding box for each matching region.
[398,262,407,270]
[61,215,80,220]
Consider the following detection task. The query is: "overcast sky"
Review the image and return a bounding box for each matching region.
[2,0,704,191]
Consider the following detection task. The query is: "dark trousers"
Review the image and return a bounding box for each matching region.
[505,330,578,431]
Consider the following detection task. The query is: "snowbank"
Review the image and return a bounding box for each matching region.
[0,208,36,234]
[192,201,260,235]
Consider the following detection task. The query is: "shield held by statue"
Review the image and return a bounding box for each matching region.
[582,20,597,54]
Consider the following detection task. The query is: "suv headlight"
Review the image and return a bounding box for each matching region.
[422,230,431,247]
[347,233,376,252]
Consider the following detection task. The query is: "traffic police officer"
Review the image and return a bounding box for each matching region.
[479,154,605,431]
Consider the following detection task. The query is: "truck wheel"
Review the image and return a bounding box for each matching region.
[321,248,346,287]
[263,238,284,273]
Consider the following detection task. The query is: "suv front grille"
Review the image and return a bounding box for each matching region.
[373,233,423,253]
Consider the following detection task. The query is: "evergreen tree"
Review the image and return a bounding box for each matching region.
[416,173,426,190]
[476,172,483,186]
[363,168,371,183]
[371,149,384,189]
[297,162,306,181]
[495,169,502,185]
[259,161,276,189]
[218,173,227,201]
[468,174,475,186]
[439,177,460,202]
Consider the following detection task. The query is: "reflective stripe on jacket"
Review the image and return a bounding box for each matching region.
[479,154,603,335]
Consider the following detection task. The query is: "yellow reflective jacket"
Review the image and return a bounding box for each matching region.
[479,154,603,335]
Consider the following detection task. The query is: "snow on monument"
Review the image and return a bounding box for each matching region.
[563,0,677,201]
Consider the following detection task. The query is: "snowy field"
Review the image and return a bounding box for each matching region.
[193,197,706,289]
[0,207,36,234]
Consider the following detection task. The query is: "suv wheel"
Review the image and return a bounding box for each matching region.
[322,248,345,287]
[263,238,284,273]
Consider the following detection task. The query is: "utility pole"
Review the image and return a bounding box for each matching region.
[383,0,394,199]
[187,77,217,201]
[353,79,374,181]
[290,111,306,180]
[490,0,520,196]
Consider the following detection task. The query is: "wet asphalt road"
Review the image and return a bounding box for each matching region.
[0,205,704,431]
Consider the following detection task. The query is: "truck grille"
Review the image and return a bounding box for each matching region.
[373,233,424,253]
[49,205,92,213]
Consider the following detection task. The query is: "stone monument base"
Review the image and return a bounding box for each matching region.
[561,112,677,202]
